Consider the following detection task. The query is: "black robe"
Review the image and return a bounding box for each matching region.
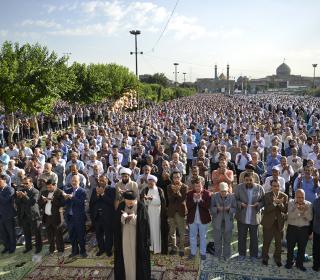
[140,186,169,254]
[114,201,151,280]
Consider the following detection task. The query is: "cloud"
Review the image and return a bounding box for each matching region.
[0,29,8,37]
[21,19,61,29]
[44,3,78,13]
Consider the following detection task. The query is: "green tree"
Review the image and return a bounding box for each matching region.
[0,41,73,141]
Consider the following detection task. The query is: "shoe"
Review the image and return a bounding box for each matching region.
[179,251,184,257]
[1,248,9,254]
[187,254,195,260]
[312,266,320,272]
[285,263,292,269]
[169,249,177,255]
[34,248,42,254]
[96,251,104,257]
[68,253,78,258]
[262,259,268,266]
[276,261,282,267]
[23,248,32,254]
[296,265,306,272]
[80,252,88,258]
[200,254,206,261]
[238,255,246,261]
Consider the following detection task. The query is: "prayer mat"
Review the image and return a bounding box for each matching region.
[199,255,318,280]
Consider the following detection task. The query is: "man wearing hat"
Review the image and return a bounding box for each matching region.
[115,167,138,209]
[140,174,168,254]
[114,190,151,280]
[39,178,65,255]
[263,165,285,193]
[211,182,236,260]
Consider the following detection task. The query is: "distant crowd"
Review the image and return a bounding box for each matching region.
[0,93,320,278]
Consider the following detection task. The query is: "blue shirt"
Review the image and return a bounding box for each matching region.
[0,153,10,169]
[293,176,320,203]
[266,154,281,175]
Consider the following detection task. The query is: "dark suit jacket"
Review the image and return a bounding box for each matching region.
[0,185,16,220]
[39,188,65,225]
[15,187,41,223]
[64,187,87,223]
[167,183,188,218]
[89,187,115,226]
[186,189,211,224]
[261,191,288,230]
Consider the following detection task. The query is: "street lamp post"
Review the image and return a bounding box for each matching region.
[130,30,143,110]
[182,72,187,84]
[312,64,318,88]
[173,63,179,87]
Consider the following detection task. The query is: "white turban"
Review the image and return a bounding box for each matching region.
[147,174,158,183]
[120,168,132,176]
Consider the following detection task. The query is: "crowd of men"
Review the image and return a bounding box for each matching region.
[1,93,320,280]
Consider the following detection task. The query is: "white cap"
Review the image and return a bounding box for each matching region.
[120,168,132,176]
[147,174,158,183]
[219,182,229,192]
[272,165,280,171]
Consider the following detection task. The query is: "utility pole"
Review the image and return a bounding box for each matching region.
[130,30,143,110]
[182,72,187,84]
[313,64,318,88]
[63,52,72,67]
[173,63,179,87]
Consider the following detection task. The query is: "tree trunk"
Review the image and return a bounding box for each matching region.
[32,115,39,137]
[6,112,17,143]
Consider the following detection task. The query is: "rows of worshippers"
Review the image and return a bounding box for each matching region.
[0,93,320,278]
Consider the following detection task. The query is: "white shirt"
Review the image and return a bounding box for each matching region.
[302,143,314,160]
[276,164,294,183]
[263,176,286,193]
[45,192,54,216]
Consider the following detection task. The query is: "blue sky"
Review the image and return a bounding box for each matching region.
[0,0,319,81]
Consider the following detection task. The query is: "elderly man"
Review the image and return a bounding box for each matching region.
[185,165,205,191]
[140,174,168,254]
[37,163,58,192]
[261,179,288,266]
[186,177,211,260]
[115,168,139,209]
[211,182,236,260]
[0,144,10,171]
[16,177,42,254]
[65,152,85,175]
[84,152,103,178]
[65,164,87,189]
[263,166,286,193]
[64,174,87,258]
[312,195,320,271]
[114,191,151,280]
[235,172,265,261]
[167,171,188,256]
[285,189,313,271]
[89,175,115,256]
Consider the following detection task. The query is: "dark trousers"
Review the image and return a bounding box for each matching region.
[313,231,320,269]
[286,224,309,267]
[262,222,283,262]
[67,215,86,255]
[45,215,64,253]
[284,182,291,198]
[0,218,16,252]
[22,219,42,251]
[94,216,113,254]
[237,222,258,257]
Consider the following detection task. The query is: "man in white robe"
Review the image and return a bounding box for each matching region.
[144,175,162,254]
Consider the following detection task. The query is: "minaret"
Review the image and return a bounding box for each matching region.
[214,64,218,79]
